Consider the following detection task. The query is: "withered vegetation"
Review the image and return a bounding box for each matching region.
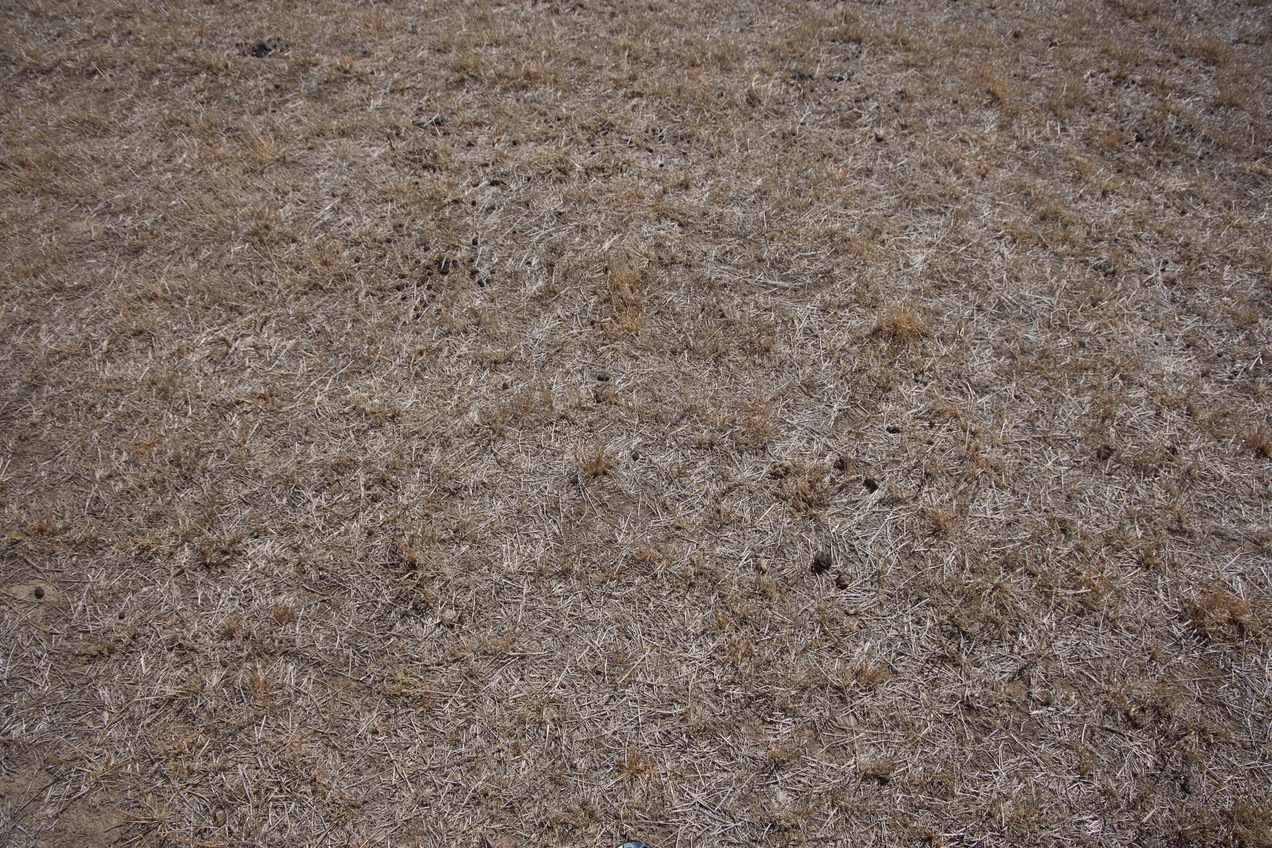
[2,0,1270,846]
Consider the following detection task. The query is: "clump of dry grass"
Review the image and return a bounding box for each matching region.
[2,0,1270,846]
[1189,583,1269,647]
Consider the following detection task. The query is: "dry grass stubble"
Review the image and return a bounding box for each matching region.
[1,0,1270,845]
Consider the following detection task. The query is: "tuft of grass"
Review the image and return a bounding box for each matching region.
[777,463,833,515]
[1244,425,1272,459]
[602,245,654,334]
[871,304,929,348]
[579,446,613,479]
[1189,584,1266,647]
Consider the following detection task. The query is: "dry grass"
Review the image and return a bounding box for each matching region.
[1,0,1270,846]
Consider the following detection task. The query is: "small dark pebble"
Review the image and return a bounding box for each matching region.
[118,611,126,620]
[811,551,832,575]
[33,586,45,600]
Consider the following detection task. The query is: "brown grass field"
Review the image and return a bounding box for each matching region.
[2,0,1270,845]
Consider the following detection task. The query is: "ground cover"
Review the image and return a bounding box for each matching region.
[1,0,1270,845]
